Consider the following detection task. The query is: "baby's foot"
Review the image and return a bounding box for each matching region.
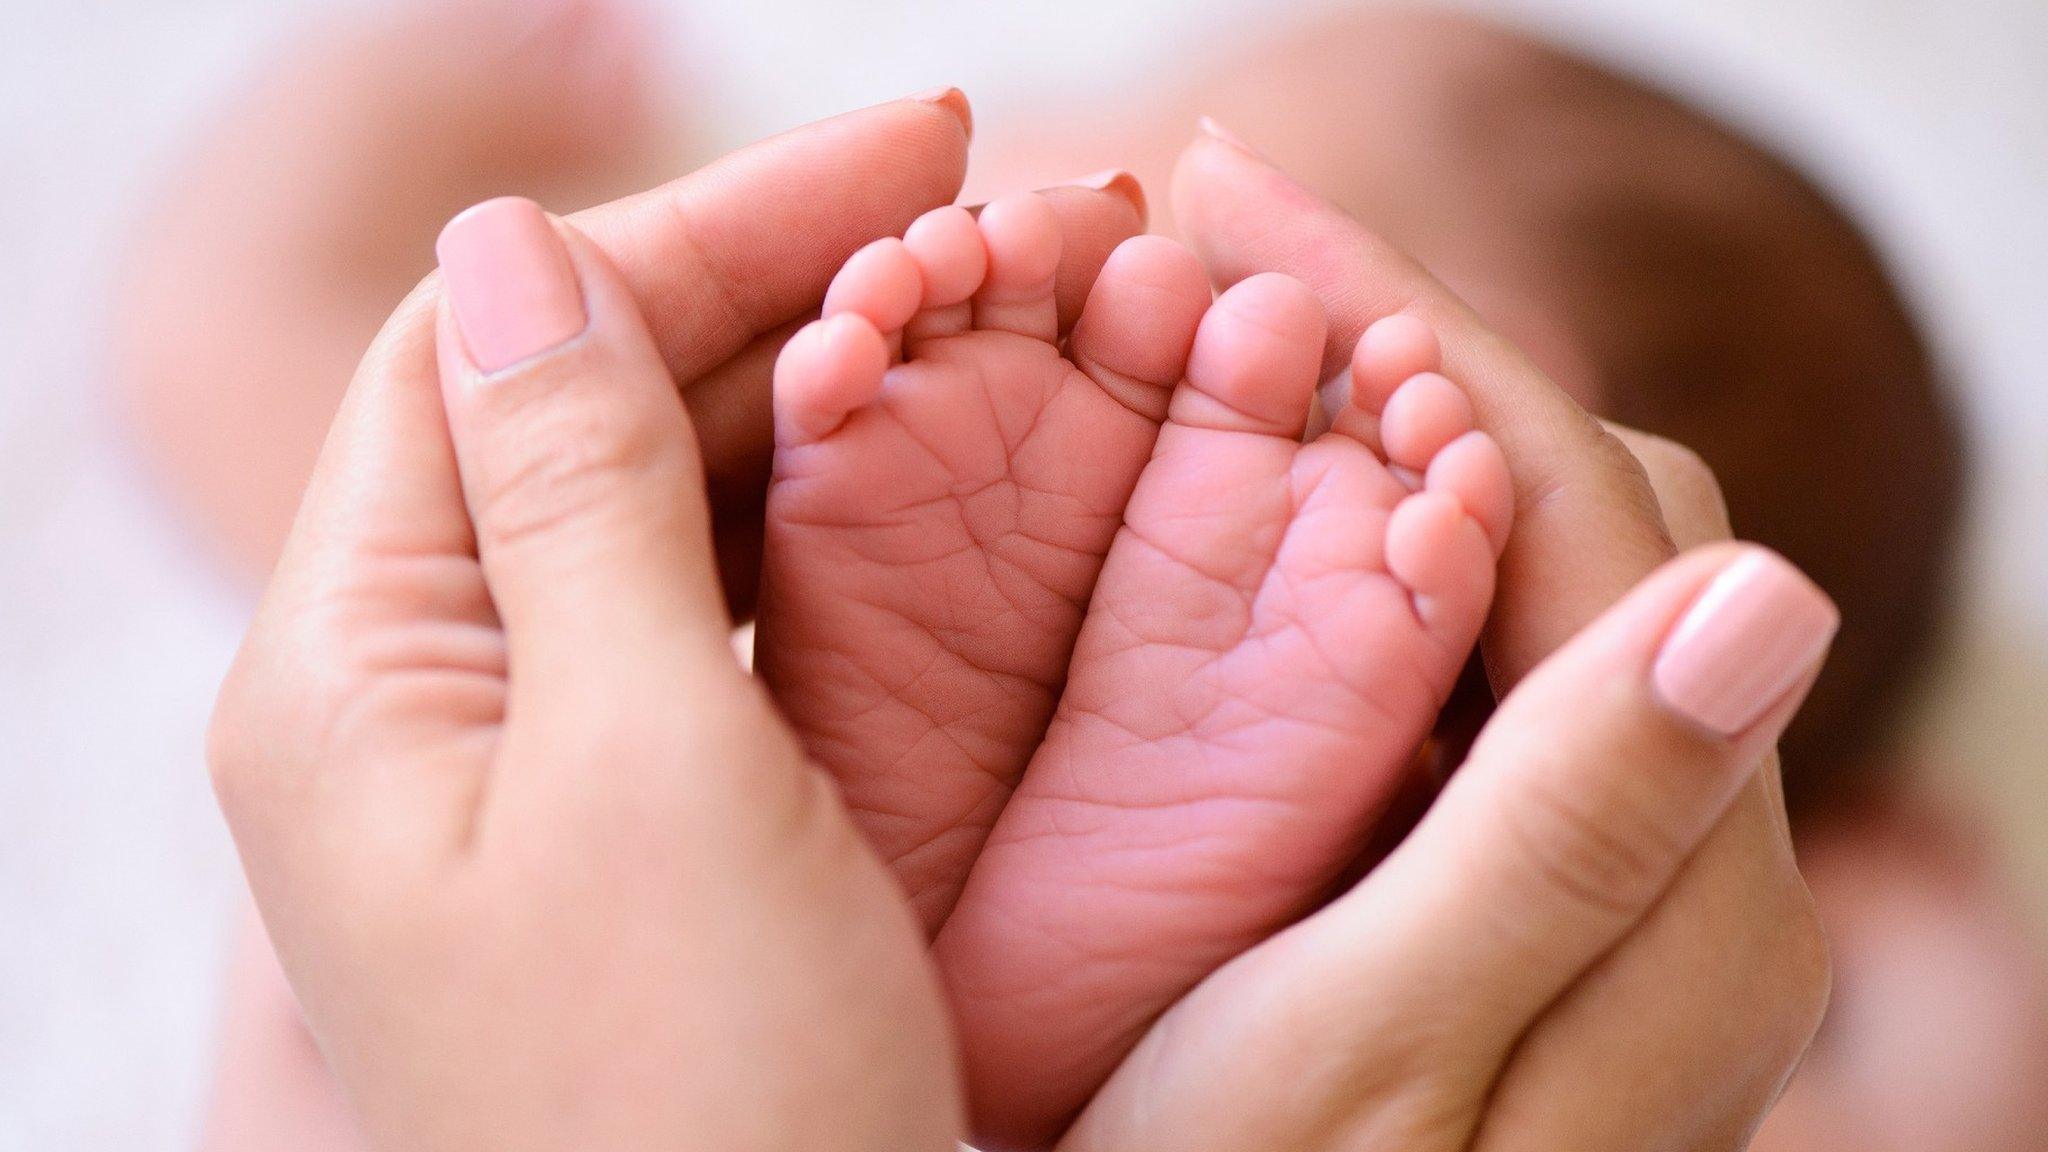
[934,294,1514,1148]
[756,195,1213,930]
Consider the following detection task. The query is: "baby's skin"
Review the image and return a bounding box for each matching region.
[757,192,1512,1148]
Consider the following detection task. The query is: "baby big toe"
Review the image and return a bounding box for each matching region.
[1173,272,1326,438]
[1066,235,1210,424]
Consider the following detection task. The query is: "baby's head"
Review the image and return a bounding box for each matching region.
[1157,7,1966,811]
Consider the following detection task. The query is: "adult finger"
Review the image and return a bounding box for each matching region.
[1607,422,1733,548]
[1474,428,1824,1152]
[1355,545,1832,1089]
[433,199,755,808]
[207,272,479,879]
[1171,125,1676,683]
[1471,760,1828,1152]
[566,90,974,385]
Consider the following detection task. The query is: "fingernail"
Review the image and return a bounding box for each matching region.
[1197,115,1269,162]
[1652,549,1840,737]
[1058,169,1147,218]
[436,197,587,374]
[1196,116,1324,207]
[911,86,974,142]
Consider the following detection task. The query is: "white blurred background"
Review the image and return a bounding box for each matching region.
[0,0,2042,1148]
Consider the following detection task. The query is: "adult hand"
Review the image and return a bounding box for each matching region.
[1054,126,1836,1151]
[210,190,959,1149]
[199,93,1150,1151]
[201,89,1144,1149]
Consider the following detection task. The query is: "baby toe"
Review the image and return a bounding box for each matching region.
[1351,313,1442,414]
[902,205,986,344]
[822,237,924,345]
[1380,371,1475,472]
[1426,430,1514,556]
[1174,272,1327,438]
[1385,488,1497,635]
[971,192,1062,342]
[905,205,987,306]
[773,313,890,444]
[1067,235,1210,424]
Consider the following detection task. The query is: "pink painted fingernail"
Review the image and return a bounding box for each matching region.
[1198,115,1269,161]
[1652,549,1840,737]
[911,86,974,141]
[435,196,587,374]
[1195,116,1328,210]
[1058,169,1147,217]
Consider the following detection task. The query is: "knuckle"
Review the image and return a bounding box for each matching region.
[471,392,673,555]
[1523,423,1677,549]
[205,665,265,815]
[208,552,484,821]
[1605,424,1733,540]
[1756,876,1835,1050]
[1585,423,1662,500]
[204,613,339,815]
[1503,767,1687,924]
[205,641,345,821]
[1632,432,1716,494]
[1709,864,1834,1071]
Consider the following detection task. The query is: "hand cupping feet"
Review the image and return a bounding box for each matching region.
[757,189,1513,1148]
